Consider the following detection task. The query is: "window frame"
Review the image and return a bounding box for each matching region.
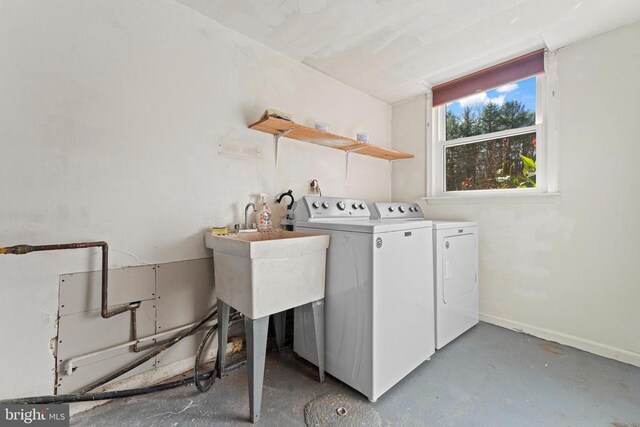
[426,52,559,202]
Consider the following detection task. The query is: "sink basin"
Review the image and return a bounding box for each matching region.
[205,230,330,319]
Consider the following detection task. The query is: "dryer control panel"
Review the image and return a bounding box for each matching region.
[370,202,424,220]
[294,196,371,221]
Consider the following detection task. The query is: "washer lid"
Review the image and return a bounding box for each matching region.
[294,218,432,234]
[431,220,478,230]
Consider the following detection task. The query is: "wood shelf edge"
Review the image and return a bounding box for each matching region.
[248,116,414,161]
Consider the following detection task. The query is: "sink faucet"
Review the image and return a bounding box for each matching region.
[244,203,257,230]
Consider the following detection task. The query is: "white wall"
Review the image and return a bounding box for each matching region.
[0,0,391,398]
[392,21,640,366]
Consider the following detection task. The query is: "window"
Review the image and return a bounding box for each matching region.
[443,75,538,191]
[427,50,557,200]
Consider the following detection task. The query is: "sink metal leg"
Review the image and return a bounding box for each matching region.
[273,311,286,351]
[245,316,269,423]
[311,299,325,383]
[217,299,230,379]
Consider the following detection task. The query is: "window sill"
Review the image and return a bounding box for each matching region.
[423,191,560,205]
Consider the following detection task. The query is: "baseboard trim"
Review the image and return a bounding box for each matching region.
[480,313,640,368]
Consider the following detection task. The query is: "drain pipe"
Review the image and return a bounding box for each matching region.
[0,241,136,319]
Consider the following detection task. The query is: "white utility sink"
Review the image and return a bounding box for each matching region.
[205,230,330,319]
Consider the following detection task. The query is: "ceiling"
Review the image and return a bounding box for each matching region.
[177,0,640,104]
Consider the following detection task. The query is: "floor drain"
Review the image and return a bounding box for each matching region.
[304,393,381,426]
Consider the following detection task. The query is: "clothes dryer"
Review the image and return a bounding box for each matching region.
[432,221,479,349]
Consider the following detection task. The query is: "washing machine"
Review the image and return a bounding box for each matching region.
[292,196,434,402]
[432,221,479,349]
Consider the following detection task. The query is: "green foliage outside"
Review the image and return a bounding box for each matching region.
[445,100,536,191]
[496,154,536,188]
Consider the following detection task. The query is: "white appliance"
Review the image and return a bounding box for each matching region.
[432,221,479,349]
[292,196,434,402]
[371,204,479,350]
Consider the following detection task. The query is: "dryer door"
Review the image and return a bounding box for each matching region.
[442,233,476,303]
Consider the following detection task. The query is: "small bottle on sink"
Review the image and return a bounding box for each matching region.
[257,193,273,232]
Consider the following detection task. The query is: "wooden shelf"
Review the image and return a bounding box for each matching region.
[249,116,414,161]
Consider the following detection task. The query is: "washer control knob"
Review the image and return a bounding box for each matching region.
[399,206,406,213]
[388,206,395,212]
[322,201,330,209]
[337,201,346,210]
[359,203,366,209]
[312,201,320,208]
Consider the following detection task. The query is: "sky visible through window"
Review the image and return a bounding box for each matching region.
[446,76,536,120]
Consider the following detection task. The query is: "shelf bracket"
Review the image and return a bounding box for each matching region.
[273,129,293,169]
[344,146,366,185]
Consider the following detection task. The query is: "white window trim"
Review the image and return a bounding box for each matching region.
[424,50,559,204]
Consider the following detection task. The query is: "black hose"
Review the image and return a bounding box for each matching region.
[0,308,246,405]
[194,324,219,393]
[0,310,247,404]
[73,308,219,394]
[0,359,247,404]
[194,312,243,392]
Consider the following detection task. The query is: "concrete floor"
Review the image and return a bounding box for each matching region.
[71,323,640,426]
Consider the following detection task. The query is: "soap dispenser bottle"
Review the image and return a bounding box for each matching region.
[257,193,273,232]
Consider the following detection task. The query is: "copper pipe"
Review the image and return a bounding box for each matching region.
[0,241,136,319]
